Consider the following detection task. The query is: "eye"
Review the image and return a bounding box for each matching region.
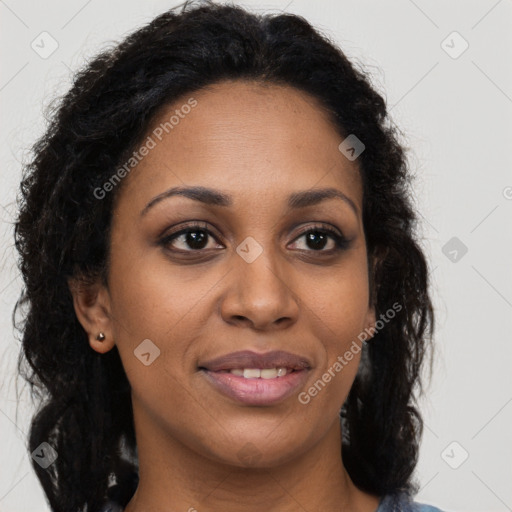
[289,223,350,253]
[159,221,350,255]
[159,222,223,252]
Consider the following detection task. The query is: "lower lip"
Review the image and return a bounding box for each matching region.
[201,369,310,406]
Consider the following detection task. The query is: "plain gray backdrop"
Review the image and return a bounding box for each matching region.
[1,1,511,511]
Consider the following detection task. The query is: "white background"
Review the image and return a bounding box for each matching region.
[1,1,511,511]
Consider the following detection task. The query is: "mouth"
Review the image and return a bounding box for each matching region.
[213,367,296,378]
[198,350,312,406]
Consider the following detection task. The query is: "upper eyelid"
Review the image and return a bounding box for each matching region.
[162,221,345,246]
[162,221,222,240]
[293,222,344,237]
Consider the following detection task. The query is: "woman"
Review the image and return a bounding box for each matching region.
[14,2,440,511]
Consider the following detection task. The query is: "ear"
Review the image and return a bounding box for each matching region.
[68,277,115,354]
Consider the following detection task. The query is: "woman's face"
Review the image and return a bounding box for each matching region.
[94,80,375,467]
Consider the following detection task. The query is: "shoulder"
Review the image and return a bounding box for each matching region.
[377,492,444,512]
[415,505,444,512]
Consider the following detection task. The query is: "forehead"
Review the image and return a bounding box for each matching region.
[118,80,363,210]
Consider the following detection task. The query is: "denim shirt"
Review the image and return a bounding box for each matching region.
[377,492,443,512]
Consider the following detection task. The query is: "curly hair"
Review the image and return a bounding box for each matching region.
[14,1,434,511]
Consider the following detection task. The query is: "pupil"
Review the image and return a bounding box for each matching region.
[307,231,327,250]
[187,231,207,249]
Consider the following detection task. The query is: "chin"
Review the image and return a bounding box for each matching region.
[201,435,307,470]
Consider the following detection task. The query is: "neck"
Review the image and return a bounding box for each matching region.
[124,401,380,512]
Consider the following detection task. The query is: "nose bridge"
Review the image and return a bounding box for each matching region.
[221,235,299,329]
[239,240,286,296]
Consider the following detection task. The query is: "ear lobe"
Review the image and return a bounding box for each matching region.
[67,277,115,354]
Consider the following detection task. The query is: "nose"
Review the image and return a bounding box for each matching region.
[220,245,299,331]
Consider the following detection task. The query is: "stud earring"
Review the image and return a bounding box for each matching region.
[96,332,106,342]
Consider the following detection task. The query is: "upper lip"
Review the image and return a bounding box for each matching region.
[199,350,312,372]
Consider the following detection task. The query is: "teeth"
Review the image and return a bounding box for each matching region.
[260,368,277,379]
[229,367,290,378]
[243,368,261,379]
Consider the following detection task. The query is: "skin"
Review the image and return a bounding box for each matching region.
[70,80,380,512]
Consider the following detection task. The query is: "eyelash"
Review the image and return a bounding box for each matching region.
[159,221,350,256]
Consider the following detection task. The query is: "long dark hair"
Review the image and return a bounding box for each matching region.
[14,2,434,510]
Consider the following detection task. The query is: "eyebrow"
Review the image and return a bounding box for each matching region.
[140,185,358,217]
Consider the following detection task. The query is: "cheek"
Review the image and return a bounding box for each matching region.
[300,256,370,402]
[106,246,228,391]
[305,256,371,341]
[108,243,219,339]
